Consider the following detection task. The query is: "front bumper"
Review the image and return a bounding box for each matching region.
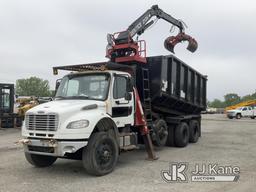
[20,138,88,157]
[227,113,235,118]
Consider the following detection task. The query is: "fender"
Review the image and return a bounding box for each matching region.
[93,117,120,143]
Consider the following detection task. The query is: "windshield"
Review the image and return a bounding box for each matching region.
[55,73,110,101]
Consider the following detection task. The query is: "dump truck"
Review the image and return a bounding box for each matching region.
[20,5,206,176]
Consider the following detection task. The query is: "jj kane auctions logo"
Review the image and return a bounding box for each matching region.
[161,162,240,182]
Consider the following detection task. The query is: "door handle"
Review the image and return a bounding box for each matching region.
[115,100,129,105]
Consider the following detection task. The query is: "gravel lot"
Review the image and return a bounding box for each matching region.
[0,114,256,192]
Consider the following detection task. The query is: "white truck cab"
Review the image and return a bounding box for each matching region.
[226,106,256,119]
[22,70,137,175]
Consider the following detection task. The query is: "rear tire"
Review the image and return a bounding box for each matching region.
[250,116,255,119]
[174,122,189,147]
[189,120,200,143]
[228,116,233,119]
[82,132,119,176]
[236,114,241,119]
[165,124,175,147]
[25,153,57,167]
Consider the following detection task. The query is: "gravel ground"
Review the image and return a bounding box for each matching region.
[0,114,256,192]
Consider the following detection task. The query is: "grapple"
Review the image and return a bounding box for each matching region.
[164,32,198,53]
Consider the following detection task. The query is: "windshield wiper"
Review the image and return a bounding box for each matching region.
[54,96,66,100]
[66,95,90,100]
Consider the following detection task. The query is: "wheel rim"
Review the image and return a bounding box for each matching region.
[95,140,114,169]
[158,125,168,140]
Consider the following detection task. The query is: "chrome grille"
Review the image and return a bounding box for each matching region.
[26,114,58,131]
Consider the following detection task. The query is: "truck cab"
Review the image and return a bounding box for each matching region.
[22,70,137,174]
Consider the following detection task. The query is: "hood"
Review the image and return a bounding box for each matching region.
[26,99,106,115]
[227,110,238,113]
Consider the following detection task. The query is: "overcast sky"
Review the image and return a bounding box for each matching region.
[0,0,255,101]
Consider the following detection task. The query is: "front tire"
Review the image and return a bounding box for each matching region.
[25,153,57,167]
[174,122,189,147]
[82,132,119,176]
[236,114,241,119]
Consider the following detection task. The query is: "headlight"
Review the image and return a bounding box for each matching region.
[67,119,89,129]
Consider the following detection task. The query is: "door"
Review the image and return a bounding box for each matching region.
[247,107,253,116]
[111,75,134,127]
[241,107,249,116]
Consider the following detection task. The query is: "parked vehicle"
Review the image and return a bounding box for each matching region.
[0,83,22,128]
[20,55,207,175]
[226,106,256,119]
[20,5,204,176]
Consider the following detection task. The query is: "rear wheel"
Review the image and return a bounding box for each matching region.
[165,124,175,147]
[189,120,200,143]
[174,122,189,147]
[250,116,255,119]
[228,116,233,119]
[25,153,57,167]
[152,119,168,147]
[82,131,119,176]
[236,114,241,119]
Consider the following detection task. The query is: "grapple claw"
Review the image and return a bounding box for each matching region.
[164,32,198,53]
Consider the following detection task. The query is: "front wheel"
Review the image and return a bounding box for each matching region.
[250,116,255,119]
[236,114,242,119]
[82,132,119,176]
[25,153,57,167]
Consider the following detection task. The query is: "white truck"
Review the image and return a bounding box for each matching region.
[20,5,204,176]
[20,55,207,176]
[226,106,256,119]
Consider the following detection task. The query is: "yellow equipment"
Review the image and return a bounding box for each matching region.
[225,99,256,111]
[16,97,39,119]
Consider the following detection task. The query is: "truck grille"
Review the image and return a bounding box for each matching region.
[26,114,58,131]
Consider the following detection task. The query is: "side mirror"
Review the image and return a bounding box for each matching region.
[125,92,132,101]
[55,79,61,94]
[126,77,134,92]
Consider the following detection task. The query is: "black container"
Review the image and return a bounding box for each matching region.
[52,55,207,116]
[136,55,207,116]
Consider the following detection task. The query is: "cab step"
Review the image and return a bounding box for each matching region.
[120,145,138,151]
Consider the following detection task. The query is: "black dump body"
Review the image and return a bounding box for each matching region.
[136,55,207,116]
[52,55,207,116]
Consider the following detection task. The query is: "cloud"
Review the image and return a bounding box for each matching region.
[0,0,255,100]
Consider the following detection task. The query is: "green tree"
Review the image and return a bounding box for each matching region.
[16,77,51,97]
[209,99,225,108]
[224,93,240,107]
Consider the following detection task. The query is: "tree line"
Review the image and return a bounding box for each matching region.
[16,77,53,97]
[15,77,256,108]
[208,92,256,108]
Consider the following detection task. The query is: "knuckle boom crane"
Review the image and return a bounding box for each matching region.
[106,5,198,63]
